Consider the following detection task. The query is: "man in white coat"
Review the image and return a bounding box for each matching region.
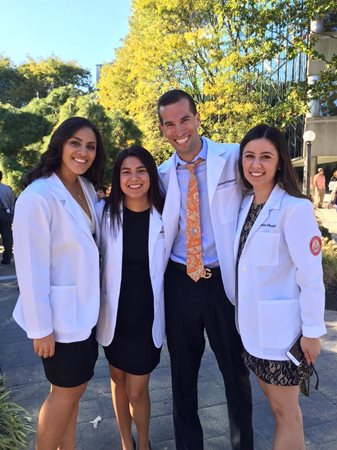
[157,90,253,450]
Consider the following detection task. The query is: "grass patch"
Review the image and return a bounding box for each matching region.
[0,375,33,449]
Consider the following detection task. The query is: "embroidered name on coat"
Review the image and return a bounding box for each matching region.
[217,178,236,187]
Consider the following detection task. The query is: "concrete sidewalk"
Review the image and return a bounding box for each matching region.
[1,258,337,450]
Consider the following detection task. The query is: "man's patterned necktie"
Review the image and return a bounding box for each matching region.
[186,158,207,282]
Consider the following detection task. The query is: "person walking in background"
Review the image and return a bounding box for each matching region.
[96,146,168,450]
[158,89,253,450]
[0,170,15,264]
[330,178,337,212]
[12,117,105,450]
[328,169,337,209]
[328,169,337,191]
[235,124,326,450]
[313,167,326,208]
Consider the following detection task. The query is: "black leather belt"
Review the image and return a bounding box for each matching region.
[168,260,221,278]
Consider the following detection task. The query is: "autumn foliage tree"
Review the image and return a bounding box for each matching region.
[98,0,336,160]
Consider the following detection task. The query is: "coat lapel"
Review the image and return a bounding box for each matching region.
[148,208,164,268]
[236,185,286,257]
[234,194,254,260]
[78,176,100,241]
[47,173,94,241]
[101,207,123,275]
[205,140,227,206]
[113,215,123,276]
[162,156,180,255]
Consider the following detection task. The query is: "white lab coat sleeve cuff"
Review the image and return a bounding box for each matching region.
[302,322,327,338]
[26,326,54,340]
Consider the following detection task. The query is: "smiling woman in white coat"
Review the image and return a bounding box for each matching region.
[235,124,326,450]
[97,146,167,450]
[12,117,105,450]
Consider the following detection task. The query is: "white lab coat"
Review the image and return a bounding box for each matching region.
[158,137,242,303]
[234,184,326,360]
[13,173,100,343]
[96,202,168,348]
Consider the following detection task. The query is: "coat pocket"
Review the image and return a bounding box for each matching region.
[50,285,77,333]
[258,298,300,349]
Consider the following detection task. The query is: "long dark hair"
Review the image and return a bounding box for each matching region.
[239,124,308,199]
[24,117,105,186]
[104,145,164,233]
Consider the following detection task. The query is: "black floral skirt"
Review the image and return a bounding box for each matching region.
[243,349,313,387]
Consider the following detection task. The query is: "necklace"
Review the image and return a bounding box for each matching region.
[60,178,83,200]
[70,186,83,200]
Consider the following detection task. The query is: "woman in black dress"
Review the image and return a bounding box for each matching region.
[96,146,167,450]
[13,117,105,449]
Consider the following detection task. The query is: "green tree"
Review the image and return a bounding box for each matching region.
[0,57,26,107]
[0,105,51,190]
[18,57,92,98]
[24,85,82,123]
[0,56,92,107]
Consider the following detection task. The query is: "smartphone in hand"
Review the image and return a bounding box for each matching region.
[286,334,304,366]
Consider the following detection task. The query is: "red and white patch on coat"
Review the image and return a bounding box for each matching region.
[310,236,322,255]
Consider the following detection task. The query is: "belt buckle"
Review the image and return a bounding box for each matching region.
[202,268,212,279]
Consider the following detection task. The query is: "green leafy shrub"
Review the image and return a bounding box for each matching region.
[0,376,33,449]
[316,211,333,240]
[319,224,332,241]
[322,237,337,286]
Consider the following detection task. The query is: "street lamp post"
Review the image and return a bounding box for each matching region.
[303,130,316,196]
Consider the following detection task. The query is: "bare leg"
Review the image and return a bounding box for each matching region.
[36,382,87,450]
[58,402,80,450]
[109,365,134,450]
[258,379,305,450]
[126,373,151,450]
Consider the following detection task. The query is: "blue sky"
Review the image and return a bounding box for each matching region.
[0,0,131,81]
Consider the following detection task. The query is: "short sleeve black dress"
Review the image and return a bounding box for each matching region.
[103,207,161,375]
